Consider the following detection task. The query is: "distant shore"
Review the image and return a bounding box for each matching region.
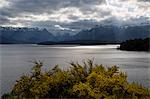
[118,38,150,51]
[37,40,120,45]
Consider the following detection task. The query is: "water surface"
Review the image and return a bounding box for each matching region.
[0,44,150,95]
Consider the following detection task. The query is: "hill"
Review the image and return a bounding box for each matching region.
[71,25,150,43]
[0,27,55,44]
[119,38,150,51]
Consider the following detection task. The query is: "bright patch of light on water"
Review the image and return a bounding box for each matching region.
[41,45,120,49]
[71,45,119,49]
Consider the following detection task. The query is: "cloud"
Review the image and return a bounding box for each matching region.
[0,0,10,8]
[54,25,76,31]
[0,0,150,34]
[0,16,10,24]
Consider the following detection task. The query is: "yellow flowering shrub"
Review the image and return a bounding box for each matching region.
[2,60,150,99]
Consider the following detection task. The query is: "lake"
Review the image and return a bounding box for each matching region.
[0,44,150,95]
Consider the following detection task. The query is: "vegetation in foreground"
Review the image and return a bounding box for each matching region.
[119,38,150,51]
[2,60,150,99]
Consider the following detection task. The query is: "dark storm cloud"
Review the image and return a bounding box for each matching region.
[121,0,150,1]
[138,0,150,1]
[0,0,106,27]
[0,16,10,24]
[0,0,149,33]
[0,0,149,19]
[1,0,105,17]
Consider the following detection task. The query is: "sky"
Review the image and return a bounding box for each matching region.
[0,0,150,34]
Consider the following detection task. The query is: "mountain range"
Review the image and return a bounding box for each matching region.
[0,24,150,44]
[71,25,150,42]
[0,27,55,44]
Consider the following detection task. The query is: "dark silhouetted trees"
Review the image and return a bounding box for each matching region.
[119,38,150,51]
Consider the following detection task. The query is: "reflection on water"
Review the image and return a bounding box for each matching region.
[0,44,150,95]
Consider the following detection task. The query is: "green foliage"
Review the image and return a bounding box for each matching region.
[2,60,150,99]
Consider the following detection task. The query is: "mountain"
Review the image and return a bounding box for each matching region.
[55,33,71,41]
[0,27,55,44]
[0,24,150,44]
[71,25,116,43]
[117,25,150,41]
[70,24,150,43]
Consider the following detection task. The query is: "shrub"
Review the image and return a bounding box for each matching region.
[2,60,150,99]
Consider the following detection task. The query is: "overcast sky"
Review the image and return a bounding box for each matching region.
[0,0,150,34]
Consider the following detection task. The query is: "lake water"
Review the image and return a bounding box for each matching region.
[0,44,150,95]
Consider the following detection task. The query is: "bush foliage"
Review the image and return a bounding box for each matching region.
[2,60,150,99]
